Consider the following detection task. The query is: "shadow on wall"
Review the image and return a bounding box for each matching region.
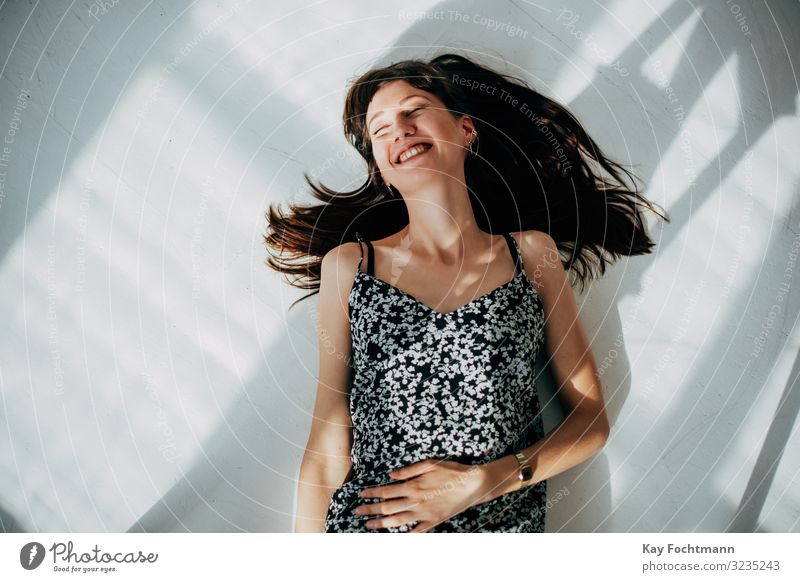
[0,503,27,533]
[131,0,800,532]
[1,0,795,532]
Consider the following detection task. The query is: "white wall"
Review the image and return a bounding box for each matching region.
[0,0,798,533]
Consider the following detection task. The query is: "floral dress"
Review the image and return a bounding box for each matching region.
[323,231,547,532]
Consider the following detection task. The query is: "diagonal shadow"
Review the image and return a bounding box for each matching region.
[130,0,799,532]
[3,0,796,533]
[727,347,800,532]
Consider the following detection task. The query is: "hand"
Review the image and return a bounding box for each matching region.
[353,459,489,532]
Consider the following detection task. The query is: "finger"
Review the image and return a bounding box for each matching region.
[365,511,418,530]
[389,459,435,481]
[360,482,411,500]
[354,498,415,517]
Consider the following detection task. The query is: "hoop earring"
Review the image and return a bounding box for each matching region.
[468,129,479,156]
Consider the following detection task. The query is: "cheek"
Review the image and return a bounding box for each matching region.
[373,142,398,166]
[372,149,390,168]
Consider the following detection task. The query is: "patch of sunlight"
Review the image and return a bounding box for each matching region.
[551,0,673,101]
[641,4,702,90]
[709,315,800,531]
[0,88,263,530]
[192,0,434,128]
[85,82,262,378]
[622,109,800,527]
[649,51,741,206]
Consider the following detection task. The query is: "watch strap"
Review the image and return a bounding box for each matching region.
[514,452,533,486]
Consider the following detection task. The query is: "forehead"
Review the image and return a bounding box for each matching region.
[366,80,434,122]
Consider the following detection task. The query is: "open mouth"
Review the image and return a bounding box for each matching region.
[396,142,432,164]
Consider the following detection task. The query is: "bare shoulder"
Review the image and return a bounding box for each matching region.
[319,241,363,300]
[512,229,557,254]
[321,241,362,273]
[509,230,563,293]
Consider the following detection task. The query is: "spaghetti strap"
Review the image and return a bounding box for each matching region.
[355,232,365,273]
[354,231,375,276]
[365,240,375,277]
[502,232,522,276]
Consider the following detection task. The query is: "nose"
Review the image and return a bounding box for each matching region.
[392,117,415,141]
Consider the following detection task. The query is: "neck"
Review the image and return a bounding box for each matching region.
[397,178,491,265]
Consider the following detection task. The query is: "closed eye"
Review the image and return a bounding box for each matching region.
[372,107,424,137]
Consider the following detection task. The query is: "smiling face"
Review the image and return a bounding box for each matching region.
[365,80,474,191]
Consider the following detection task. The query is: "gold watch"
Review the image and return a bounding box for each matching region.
[514,452,533,488]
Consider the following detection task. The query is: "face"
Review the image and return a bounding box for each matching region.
[365,80,474,191]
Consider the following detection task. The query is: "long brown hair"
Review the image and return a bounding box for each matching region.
[264,53,669,310]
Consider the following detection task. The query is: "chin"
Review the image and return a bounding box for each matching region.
[392,175,451,196]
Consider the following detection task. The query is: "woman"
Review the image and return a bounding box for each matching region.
[265,53,668,532]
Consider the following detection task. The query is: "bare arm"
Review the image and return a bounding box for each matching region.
[477,231,611,503]
[293,243,360,532]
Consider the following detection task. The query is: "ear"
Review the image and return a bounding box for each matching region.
[461,116,475,141]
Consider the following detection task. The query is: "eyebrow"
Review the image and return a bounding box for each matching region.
[367,94,430,131]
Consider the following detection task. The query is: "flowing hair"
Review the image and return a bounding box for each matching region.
[264,53,669,310]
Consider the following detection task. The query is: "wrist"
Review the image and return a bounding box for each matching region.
[476,454,522,505]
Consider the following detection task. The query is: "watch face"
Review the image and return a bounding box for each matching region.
[515,453,533,482]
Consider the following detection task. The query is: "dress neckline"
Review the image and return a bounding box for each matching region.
[353,268,525,317]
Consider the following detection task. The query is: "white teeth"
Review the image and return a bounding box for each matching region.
[398,143,430,163]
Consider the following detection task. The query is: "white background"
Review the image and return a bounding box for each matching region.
[0,0,798,533]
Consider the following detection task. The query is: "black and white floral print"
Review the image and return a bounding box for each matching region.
[323,233,547,533]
